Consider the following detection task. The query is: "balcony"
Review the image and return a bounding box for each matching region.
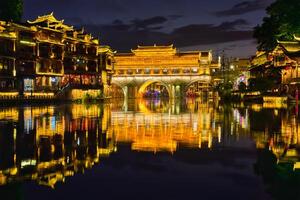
[17,61,35,75]
[36,60,63,75]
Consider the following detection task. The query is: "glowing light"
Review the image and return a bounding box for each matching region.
[20,40,36,46]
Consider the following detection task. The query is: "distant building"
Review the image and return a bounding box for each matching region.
[0,13,114,100]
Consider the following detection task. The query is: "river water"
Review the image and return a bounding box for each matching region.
[0,98,299,200]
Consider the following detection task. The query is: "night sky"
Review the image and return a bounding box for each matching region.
[23,0,274,58]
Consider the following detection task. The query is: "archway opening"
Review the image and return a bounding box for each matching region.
[110,84,125,98]
[186,81,210,98]
[139,81,170,99]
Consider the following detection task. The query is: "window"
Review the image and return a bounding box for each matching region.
[201,52,209,57]
[192,68,198,73]
[153,69,160,74]
[144,69,151,74]
[172,69,180,74]
[183,69,190,74]
[136,69,142,74]
[127,69,133,74]
[0,59,11,71]
[107,59,112,66]
[162,69,168,74]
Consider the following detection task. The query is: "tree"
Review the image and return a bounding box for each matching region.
[0,0,23,22]
[254,0,300,51]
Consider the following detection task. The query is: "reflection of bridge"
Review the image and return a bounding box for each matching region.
[112,45,220,98]
[110,99,224,152]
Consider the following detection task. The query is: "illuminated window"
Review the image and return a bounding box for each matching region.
[183,69,190,73]
[24,78,34,91]
[162,69,168,74]
[144,69,150,74]
[192,68,198,73]
[136,69,142,74]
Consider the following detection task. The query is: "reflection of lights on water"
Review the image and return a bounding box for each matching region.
[233,108,249,129]
[218,126,221,143]
[193,122,198,132]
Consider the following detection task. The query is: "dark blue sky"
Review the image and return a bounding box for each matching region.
[23,0,274,57]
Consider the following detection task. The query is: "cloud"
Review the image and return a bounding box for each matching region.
[168,15,184,20]
[130,16,168,30]
[83,18,253,52]
[214,0,273,17]
[171,19,252,47]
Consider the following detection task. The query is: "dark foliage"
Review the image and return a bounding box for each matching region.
[0,0,23,22]
[253,0,300,51]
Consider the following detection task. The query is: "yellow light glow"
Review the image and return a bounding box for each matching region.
[20,40,36,46]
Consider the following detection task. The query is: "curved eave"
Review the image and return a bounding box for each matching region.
[277,39,299,44]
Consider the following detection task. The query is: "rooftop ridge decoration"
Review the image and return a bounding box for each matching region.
[294,35,300,42]
[27,12,73,31]
[277,39,300,53]
[131,44,177,56]
[136,44,174,49]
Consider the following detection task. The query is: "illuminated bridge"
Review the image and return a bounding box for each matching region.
[112,45,220,98]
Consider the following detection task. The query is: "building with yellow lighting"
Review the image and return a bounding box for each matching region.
[0,13,114,100]
[113,45,220,98]
[250,36,300,90]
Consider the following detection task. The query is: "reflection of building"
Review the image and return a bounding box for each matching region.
[0,13,114,100]
[251,107,300,170]
[0,100,254,188]
[0,104,114,188]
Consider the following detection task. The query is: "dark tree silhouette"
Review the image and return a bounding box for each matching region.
[0,0,23,22]
[254,0,300,51]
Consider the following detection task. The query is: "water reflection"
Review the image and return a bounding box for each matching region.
[0,99,300,199]
[111,99,249,153]
[0,104,114,188]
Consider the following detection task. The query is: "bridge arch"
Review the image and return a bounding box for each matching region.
[138,80,172,98]
[110,83,126,98]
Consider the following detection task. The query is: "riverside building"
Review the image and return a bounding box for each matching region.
[0,13,114,100]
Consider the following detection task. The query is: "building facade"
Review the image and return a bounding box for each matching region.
[251,36,300,86]
[0,13,114,100]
